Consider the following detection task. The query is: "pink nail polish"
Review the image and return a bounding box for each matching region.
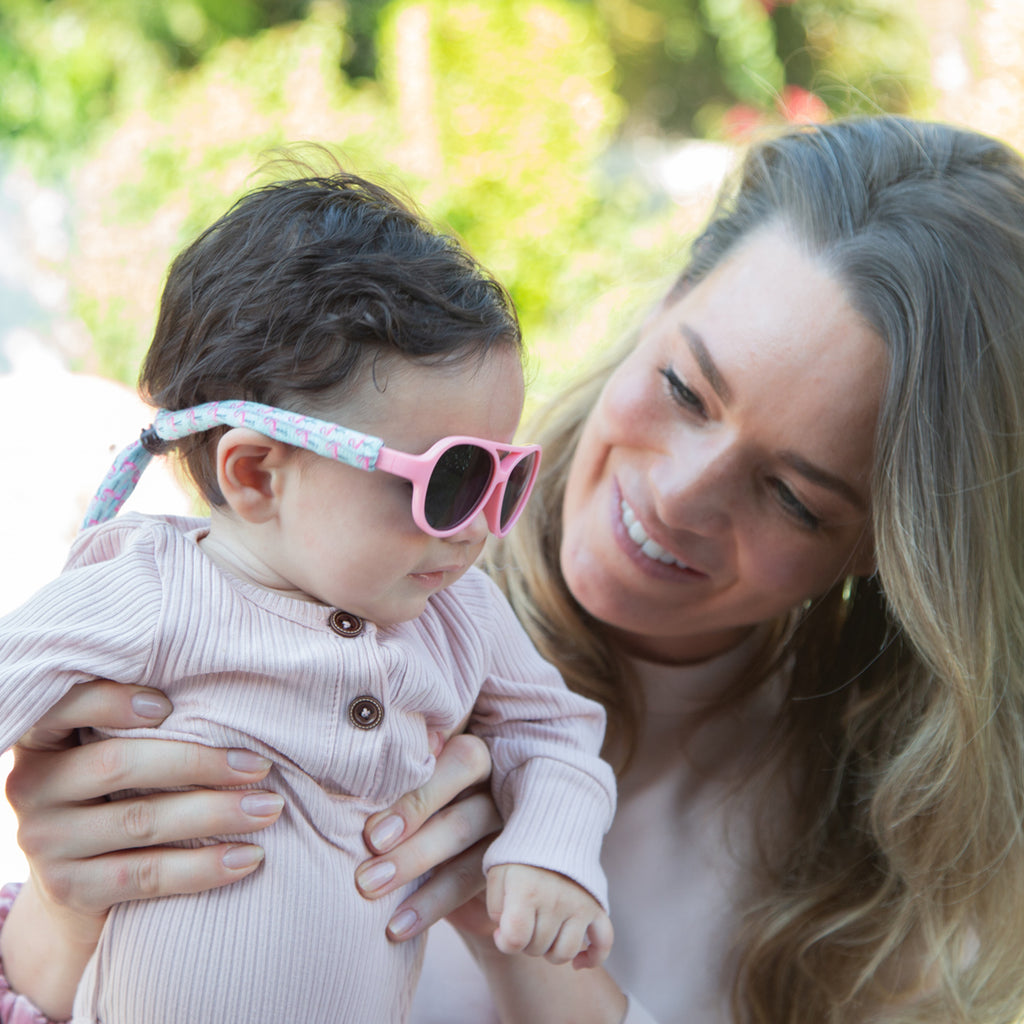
[369,814,404,851]
[358,860,396,893]
[222,845,264,870]
[227,749,272,773]
[131,692,170,719]
[387,908,418,938]
[240,792,284,816]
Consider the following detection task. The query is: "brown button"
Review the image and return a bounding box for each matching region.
[349,695,384,730]
[328,610,363,637]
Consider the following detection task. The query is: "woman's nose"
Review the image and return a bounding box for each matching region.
[653,439,734,535]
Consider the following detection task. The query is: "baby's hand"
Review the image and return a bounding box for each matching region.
[485,863,613,970]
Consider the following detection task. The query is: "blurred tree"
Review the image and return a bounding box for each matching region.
[339,0,392,80]
[67,2,370,382]
[594,0,929,138]
[0,0,931,173]
[376,1,623,339]
[0,0,932,391]
[63,0,653,385]
[0,0,317,175]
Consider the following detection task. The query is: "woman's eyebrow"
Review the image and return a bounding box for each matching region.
[680,324,732,403]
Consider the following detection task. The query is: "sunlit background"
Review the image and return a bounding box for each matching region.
[1,0,1021,882]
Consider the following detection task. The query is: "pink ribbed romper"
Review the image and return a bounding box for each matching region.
[0,514,615,1024]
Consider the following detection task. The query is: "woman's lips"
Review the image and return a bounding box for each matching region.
[620,499,690,569]
[616,496,708,581]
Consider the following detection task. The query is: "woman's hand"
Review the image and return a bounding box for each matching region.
[355,736,628,1024]
[356,732,501,942]
[2,680,285,1017]
[9,680,285,918]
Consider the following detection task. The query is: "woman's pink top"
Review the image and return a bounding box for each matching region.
[411,631,781,1024]
[0,514,614,1024]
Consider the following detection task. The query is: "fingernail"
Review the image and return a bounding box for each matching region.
[369,815,404,851]
[222,845,265,870]
[427,730,445,757]
[240,792,284,817]
[387,908,419,939]
[357,860,396,894]
[227,749,272,773]
[131,692,171,719]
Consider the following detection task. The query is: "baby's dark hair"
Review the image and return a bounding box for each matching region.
[139,156,521,506]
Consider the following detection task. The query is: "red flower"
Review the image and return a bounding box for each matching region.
[777,85,829,124]
[722,104,767,141]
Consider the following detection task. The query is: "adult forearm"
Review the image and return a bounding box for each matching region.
[0,881,98,1022]
[467,933,628,1024]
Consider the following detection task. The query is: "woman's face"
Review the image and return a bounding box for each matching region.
[561,226,887,663]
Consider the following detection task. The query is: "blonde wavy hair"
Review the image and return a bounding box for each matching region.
[486,117,1024,1023]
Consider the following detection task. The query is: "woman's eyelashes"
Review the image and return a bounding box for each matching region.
[660,366,706,418]
[772,479,822,531]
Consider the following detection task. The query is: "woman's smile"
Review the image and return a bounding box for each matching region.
[615,493,708,581]
[620,499,689,569]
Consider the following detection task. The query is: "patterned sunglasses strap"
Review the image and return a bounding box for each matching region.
[81,400,384,529]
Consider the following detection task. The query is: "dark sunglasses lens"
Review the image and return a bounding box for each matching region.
[425,445,493,530]
[499,452,539,527]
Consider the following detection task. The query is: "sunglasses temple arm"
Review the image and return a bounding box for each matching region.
[372,446,426,486]
[81,400,386,531]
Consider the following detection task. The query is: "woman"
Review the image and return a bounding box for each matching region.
[4,116,1024,1023]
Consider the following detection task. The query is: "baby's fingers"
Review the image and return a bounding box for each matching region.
[546,917,589,965]
[493,901,543,955]
[572,913,614,970]
[487,866,538,955]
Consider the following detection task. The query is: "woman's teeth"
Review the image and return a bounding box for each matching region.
[620,501,688,569]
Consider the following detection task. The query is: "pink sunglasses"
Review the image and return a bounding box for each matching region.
[375,435,541,538]
[84,400,541,538]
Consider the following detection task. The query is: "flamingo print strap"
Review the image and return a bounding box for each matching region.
[81,400,385,529]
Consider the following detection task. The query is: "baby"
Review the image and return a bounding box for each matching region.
[0,162,615,1022]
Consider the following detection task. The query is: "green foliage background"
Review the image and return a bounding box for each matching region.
[0,0,930,394]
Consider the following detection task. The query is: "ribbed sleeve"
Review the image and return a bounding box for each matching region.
[456,575,616,910]
[0,524,163,752]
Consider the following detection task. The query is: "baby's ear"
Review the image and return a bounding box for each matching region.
[216,428,292,524]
